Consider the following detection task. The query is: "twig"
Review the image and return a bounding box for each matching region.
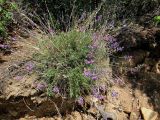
[49,98,62,118]
[23,98,34,112]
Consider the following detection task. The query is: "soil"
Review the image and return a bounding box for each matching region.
[0,29,160,120]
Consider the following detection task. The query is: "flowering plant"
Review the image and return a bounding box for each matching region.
[35,30,121,100]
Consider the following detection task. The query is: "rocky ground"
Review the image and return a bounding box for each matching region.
[0,28,160,120]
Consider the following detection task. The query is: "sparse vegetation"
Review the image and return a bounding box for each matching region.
[34,30,109,98]
[0,0,17,37]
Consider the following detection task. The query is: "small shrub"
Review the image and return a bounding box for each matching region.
[35,30,94,98]
[34,29,124,99]
[0,0,17,38]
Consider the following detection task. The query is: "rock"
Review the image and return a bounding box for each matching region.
[87,107,98,115]
[82,114,96,120]
[85,95,98,105]
[65,115,74,120]
[121,99,133,113]
[95,104,117,120]
[54,117,62,120]
[30,89,37,96]
[130,112,139,120]
[71,111,83,120]
[117,27,160,50]
[123,106,132,114]
[141,107,158,120]
[155,60,160,74]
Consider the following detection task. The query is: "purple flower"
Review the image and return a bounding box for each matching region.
[79,12,87,21]
[77,96,84,106]
[92,33,98,41]
[83,69,99,80]
[12,37,16,41]
[114,77,124,85]
[36,83,46,91]
[99,85,106,92]
[110,42,119,49]
[87,52,94,59]
[103,35,123,52]
[92,44,97,49]
[111,90,118,98]
[92,87,99,96]
[88,44,97,50]
[85,59,94,64]
[52,86,59,94]
[116,47,124,52]
[91,75,98,80]
[0,44,10,49]
[95,94,105,100]
[92,42,98,49]
[92,87,105,100]
[48,28,55,34]
[25,61,35,71]
[96,15,102,21]
[83,69,92,77]
[15,76,23,80]
[104,35,116,42]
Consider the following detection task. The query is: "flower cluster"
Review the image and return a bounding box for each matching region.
[0,44,10,49]
[92,86,106,100]
[83,33,101,81]
[85,33,124,56]
[76,96,84,106]
[96,15,102,22]
[111,90,118,98]
[35,82,60,95]
[12,37,16,41]
[113,77,124,85]
[83,68,98,80]
[103,35,124,53]
[36,82,47,91]
[82,32,122,102]
[25,61,35,72]
[84,34,99,65]
[52,86,60,94]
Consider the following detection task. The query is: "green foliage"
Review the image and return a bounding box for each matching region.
[0,0,17,37]
[154,16,160,23]
[36,30,92,98]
